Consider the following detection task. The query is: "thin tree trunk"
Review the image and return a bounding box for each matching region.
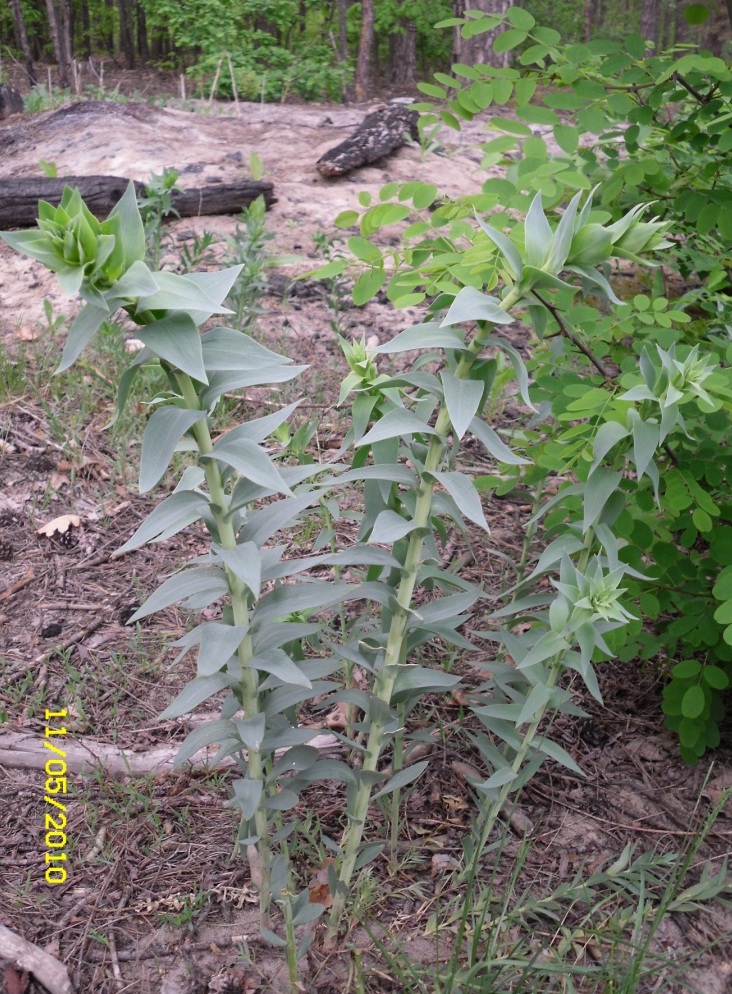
[392,21,417,85]
[9,0,37,85]
[136,1,149,62]
[453,0,510,70]
[80,0,91,58]
[117,0,135,67]
[44,0,72,88]
[338,0,348,60]
[640,0,659,48]
[354,0,374,101]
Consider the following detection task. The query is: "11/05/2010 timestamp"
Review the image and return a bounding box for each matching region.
[43,709,70,884]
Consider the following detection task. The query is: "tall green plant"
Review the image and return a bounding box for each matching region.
[3,172,684,974]
[340,5,732,760]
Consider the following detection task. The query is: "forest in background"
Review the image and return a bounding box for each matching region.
[2,0,731,104]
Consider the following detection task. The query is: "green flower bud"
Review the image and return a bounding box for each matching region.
[567,223,613,267]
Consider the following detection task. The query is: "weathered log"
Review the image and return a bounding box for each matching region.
[0,726,340,778]
[316,103,419,177]
[0,174,276,228]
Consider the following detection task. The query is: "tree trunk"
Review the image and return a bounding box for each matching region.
[338,0,349,61]
[640,0,659,48]
[117,0,135,67]
[80,0,91,58]
[136,1,149,61]
[453,0,510,70]
[391,20,417,85]
[44,0,73,88]
[354,0,374,101]
[8,0,37,85]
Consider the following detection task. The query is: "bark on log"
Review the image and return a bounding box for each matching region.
[0,726,339,778]
[0,175,276,228]
[316,103,418,177]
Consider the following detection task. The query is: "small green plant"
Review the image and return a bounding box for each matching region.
[138,167,181,269]
[223,196,299,333]
[23,84,72,114]
[310,229,351,335]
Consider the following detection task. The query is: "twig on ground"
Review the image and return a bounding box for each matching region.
[0,923,75,994]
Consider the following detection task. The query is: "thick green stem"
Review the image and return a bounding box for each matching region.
[175,372,273,919]
[326,284,525,939]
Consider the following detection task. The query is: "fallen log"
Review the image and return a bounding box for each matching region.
[316,103,419,177]
[0,725,339,778]
[0,175,276,228]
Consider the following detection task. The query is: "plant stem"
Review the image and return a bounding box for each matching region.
[325,283,525,941]
[175,371,273,920]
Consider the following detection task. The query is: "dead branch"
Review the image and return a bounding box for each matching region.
[0,924,75,994]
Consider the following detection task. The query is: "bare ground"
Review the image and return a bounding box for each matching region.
[1,90,731,994]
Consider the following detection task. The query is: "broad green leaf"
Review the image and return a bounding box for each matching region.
[215,542,262,598]
[200,364,307,408]
[195,623,250,676]
[232,778,265,820]
[371,761,429,800]
[554,124,579,154]
[246,648,311,688]
[238,493,317,546]
[353,266,385,305]
[356,407,437,447]
[348,236,382,265]
[431,470,489,530]
[417,591,480,624]
[200,326,292,371]
[583,469,622,531]
[631,415,659,480]
[524,193,553,269]
[478,768,517,790]
[374,322,465,353]
[474,216,523,277]
[506,7,535,30]
[207,436,291,495]
[469,418,529,465]
[440,286,513,326]
[681,684,706,719]
[236,714,266,751]
[137,312,207,383]
[216,401,300,447]
[139,407,206,493]
[591,421,630,473]
[115,491,209,554]
[172,718,235,767]
[441,372,483,440]
[684,3,711,24]
[254,580,351,623]
[186,266,243,308]
[130,567,228,622]
[534,735,584,775]
[137,270,232,323]
[335,210,359,228]
[57,304,108,371]
[106,179,146,271]
[517,683,554,724]
[369,510,418,544]
[493,28,527,53]
[159,673,229,719]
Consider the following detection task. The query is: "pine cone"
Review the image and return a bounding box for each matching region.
[0,537,13,561]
